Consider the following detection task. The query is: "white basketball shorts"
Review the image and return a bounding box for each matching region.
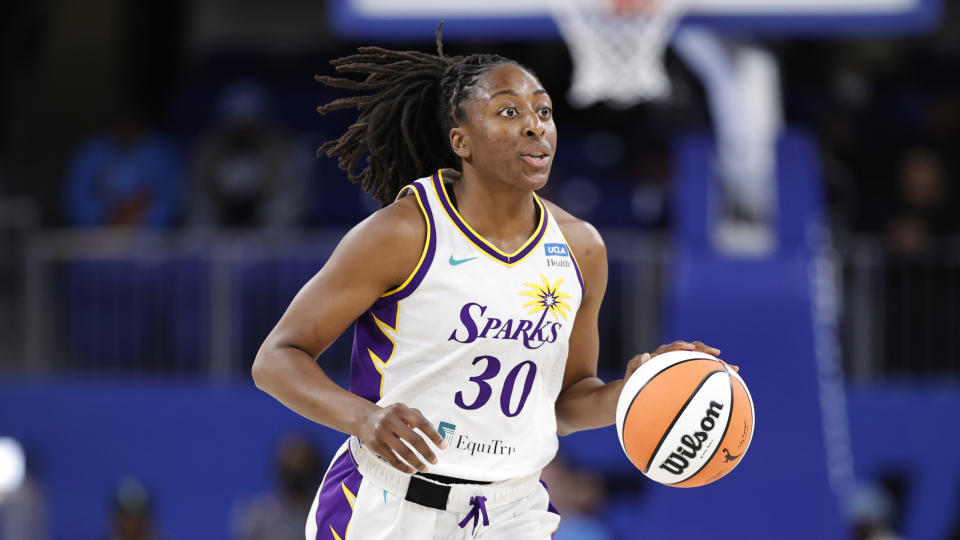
[305,438,561,539]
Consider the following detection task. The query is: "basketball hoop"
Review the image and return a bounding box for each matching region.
[550,0,690,108]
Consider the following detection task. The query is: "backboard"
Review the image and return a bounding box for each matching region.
[329,0,942,41]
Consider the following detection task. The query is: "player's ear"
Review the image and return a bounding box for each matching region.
[450,127,471,159]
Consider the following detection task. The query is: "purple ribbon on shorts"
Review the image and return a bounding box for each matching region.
[458,496,489,530]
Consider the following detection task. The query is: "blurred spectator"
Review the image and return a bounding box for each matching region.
[947,479,960,540]
[189,80,306,230]
[231,434,323,540]
[848,481,903,540]
[0,438,48,540]
[63,101,183,228]
[540,452,613,540]
[881,147,957,373]
[886,147,955,255]
[0,475,48,540]
[96,476,171,540]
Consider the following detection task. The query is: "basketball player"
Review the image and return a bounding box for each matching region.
[252,30,724,539]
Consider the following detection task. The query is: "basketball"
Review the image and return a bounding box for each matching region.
[615,350,755,487]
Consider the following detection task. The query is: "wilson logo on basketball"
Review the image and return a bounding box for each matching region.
[658,400,724,476]
[617,351,754,487]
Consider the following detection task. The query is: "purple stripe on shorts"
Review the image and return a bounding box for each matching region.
[314,449,363,540]
[541,479,561,539]
[541,479,561,517]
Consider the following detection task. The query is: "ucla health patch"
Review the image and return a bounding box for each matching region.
[544,243,569,257]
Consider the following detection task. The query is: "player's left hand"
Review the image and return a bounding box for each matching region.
[623,340,736,381]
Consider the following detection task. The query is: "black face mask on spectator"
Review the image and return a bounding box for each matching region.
[280,463,316,497]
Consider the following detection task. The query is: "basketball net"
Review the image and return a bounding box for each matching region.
[550,0,690,108]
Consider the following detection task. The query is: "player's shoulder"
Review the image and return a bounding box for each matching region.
[542,198,605,261]
[376,187,424,225]
[328,189,428,291]
[339,189,426,265]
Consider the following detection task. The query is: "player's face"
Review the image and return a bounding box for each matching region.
[456,64,557,192]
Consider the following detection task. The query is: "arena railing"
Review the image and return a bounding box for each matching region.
[16,229,959,380]
[16,228,669,379]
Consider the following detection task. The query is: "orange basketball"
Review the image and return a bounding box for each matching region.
[615,350,754,487]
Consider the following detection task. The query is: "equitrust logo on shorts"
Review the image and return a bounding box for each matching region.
[437,420,517,457]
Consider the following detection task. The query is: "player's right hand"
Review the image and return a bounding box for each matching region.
[357,402,447,474]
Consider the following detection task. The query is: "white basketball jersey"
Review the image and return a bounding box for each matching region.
[348,169,584,482]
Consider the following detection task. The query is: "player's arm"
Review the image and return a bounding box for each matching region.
[550,204,724,436]
[252,194,444,473]
[550,208,619,436]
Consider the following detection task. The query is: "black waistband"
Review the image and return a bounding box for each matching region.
[404,473,492,510]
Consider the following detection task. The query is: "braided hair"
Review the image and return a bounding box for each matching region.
[316,25,529,206]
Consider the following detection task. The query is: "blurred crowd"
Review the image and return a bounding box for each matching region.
[1,5,956,237]
[779,34,960,254]
[60,80,309,231]
[24,3,960,374]
[0,1,956,237]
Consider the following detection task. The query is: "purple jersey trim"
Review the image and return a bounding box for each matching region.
[314,449,363,540]
[350,301,398,402]
[543,202,585,297]
[350,181,435,402]
[432,171,549,266]
[568,249,585,296]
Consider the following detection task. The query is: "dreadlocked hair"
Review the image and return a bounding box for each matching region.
[315,24,526,206]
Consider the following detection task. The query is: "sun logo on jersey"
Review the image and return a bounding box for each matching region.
[519,274,573,320]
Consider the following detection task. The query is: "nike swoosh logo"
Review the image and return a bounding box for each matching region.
[449,255,479,266]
